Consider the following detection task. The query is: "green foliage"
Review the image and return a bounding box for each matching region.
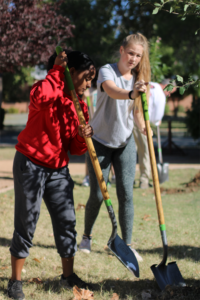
[57,0,117,67]
[164,103,170,115]
[186,97,200,140]
[6,107,19,114]
[0,107,5,130]
[3,67,34,103]
[149,36,171,82]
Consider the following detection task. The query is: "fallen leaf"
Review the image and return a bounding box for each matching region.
[111,292,119,300]
[1,266,9,270]
[142,214,151,221]
[73,286,82,300]
[76,203,86,211]
[28,277,43,284]
[22,268,26,273]
[49,233,54,237]
[73,286,94,300]
[82,289,94,299]
[33,258,41,263]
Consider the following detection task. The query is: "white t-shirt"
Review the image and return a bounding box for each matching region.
[90,63,136,148]
[148,82,166,126]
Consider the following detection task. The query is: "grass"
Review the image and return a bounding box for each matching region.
[0,169,200,299]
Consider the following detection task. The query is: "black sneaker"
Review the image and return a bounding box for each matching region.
[7,279,25,300]
[60,273,93,290]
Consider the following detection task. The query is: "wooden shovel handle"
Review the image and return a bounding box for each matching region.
[56,46,109,201]
[141,92,165,226]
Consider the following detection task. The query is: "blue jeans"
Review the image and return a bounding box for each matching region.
[84,134,136,244]
[10,151,76,258]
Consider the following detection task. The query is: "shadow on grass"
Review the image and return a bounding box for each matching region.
[0,275,200,299]
[137,245,200,262]
[0,237,11,247]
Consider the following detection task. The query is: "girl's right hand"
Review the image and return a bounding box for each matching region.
[131,80,148,99]
[55,51,68,68]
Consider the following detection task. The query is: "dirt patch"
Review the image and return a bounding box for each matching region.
[159,171,200,194]
[160,187,197,194]
[142,285,200,300]
[185,171,200,187]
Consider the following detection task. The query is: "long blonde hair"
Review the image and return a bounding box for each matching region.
[122,33,151,114]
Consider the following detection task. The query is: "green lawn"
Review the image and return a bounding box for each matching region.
[0,169,199,299]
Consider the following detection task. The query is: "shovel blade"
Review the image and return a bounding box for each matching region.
[151,262,186,290]
[157,163,169,184]
[108,234,139,278]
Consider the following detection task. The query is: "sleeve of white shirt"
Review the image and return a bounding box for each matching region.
[97,64,115,86]
[149,82,166,126]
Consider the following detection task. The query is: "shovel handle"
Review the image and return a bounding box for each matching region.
[55,46,110,202]
[140,93,165,228]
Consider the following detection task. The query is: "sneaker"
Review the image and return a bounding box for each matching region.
[60,273,93,290]
[130,248,143,262]
[82,175,90,187]
[79,235,92,253]
[7,279,25,300]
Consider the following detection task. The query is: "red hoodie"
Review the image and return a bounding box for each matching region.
[16,65,89,169]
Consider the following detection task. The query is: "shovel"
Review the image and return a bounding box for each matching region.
[56,46,139,278]
[141,92,185,290]
[156,125,169,184]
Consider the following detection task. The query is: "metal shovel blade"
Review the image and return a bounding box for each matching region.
[151,262,186,291]
[107,234,139,278]
[157,163,169,184]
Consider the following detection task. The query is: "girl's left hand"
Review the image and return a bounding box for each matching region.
[78,124,94,138]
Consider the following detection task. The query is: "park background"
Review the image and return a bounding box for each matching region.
[0,1,200,299]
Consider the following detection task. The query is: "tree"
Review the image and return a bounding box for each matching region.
[56,0,117,68]
[0,0,74,73]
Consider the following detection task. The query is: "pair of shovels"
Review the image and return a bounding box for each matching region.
[141,92,185,290]
[156,125,169,184]
[56,46,139,278]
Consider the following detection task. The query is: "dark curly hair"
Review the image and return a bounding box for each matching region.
[47,50,95,72]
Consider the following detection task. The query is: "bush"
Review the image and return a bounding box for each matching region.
[177,105,185,113]
[6,107,19,114]
[186,97,200,140]
[164,104,170,115]
[0,107,5,130]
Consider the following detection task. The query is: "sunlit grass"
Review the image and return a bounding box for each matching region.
[0,169,199,299]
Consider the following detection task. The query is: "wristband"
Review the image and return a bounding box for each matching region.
[128,90,134,100]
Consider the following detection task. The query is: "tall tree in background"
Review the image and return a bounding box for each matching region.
[58,0,118,67]
[0,0,74,73]
[0,0,74,128]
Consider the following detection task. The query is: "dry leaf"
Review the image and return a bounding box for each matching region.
[76,203,86,211]
[33,258,41,263]
[73,286,82,300]
[22,268,26,273]
[111,292,119,300]
[73,286,94,300]
[28,277,43,284]
[82,289,94,299]
[142,214,151,221]
[1,266,9,270]
[49,233,54,237]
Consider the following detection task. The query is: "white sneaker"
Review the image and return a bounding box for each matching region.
[79,235,92,253]
[130,248,143,262]
[82,175,90,187]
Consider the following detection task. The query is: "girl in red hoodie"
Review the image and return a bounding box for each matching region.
[8,50,95,300]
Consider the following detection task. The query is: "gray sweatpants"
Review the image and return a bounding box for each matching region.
[84,135,136,244]
[10,151,77,258]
